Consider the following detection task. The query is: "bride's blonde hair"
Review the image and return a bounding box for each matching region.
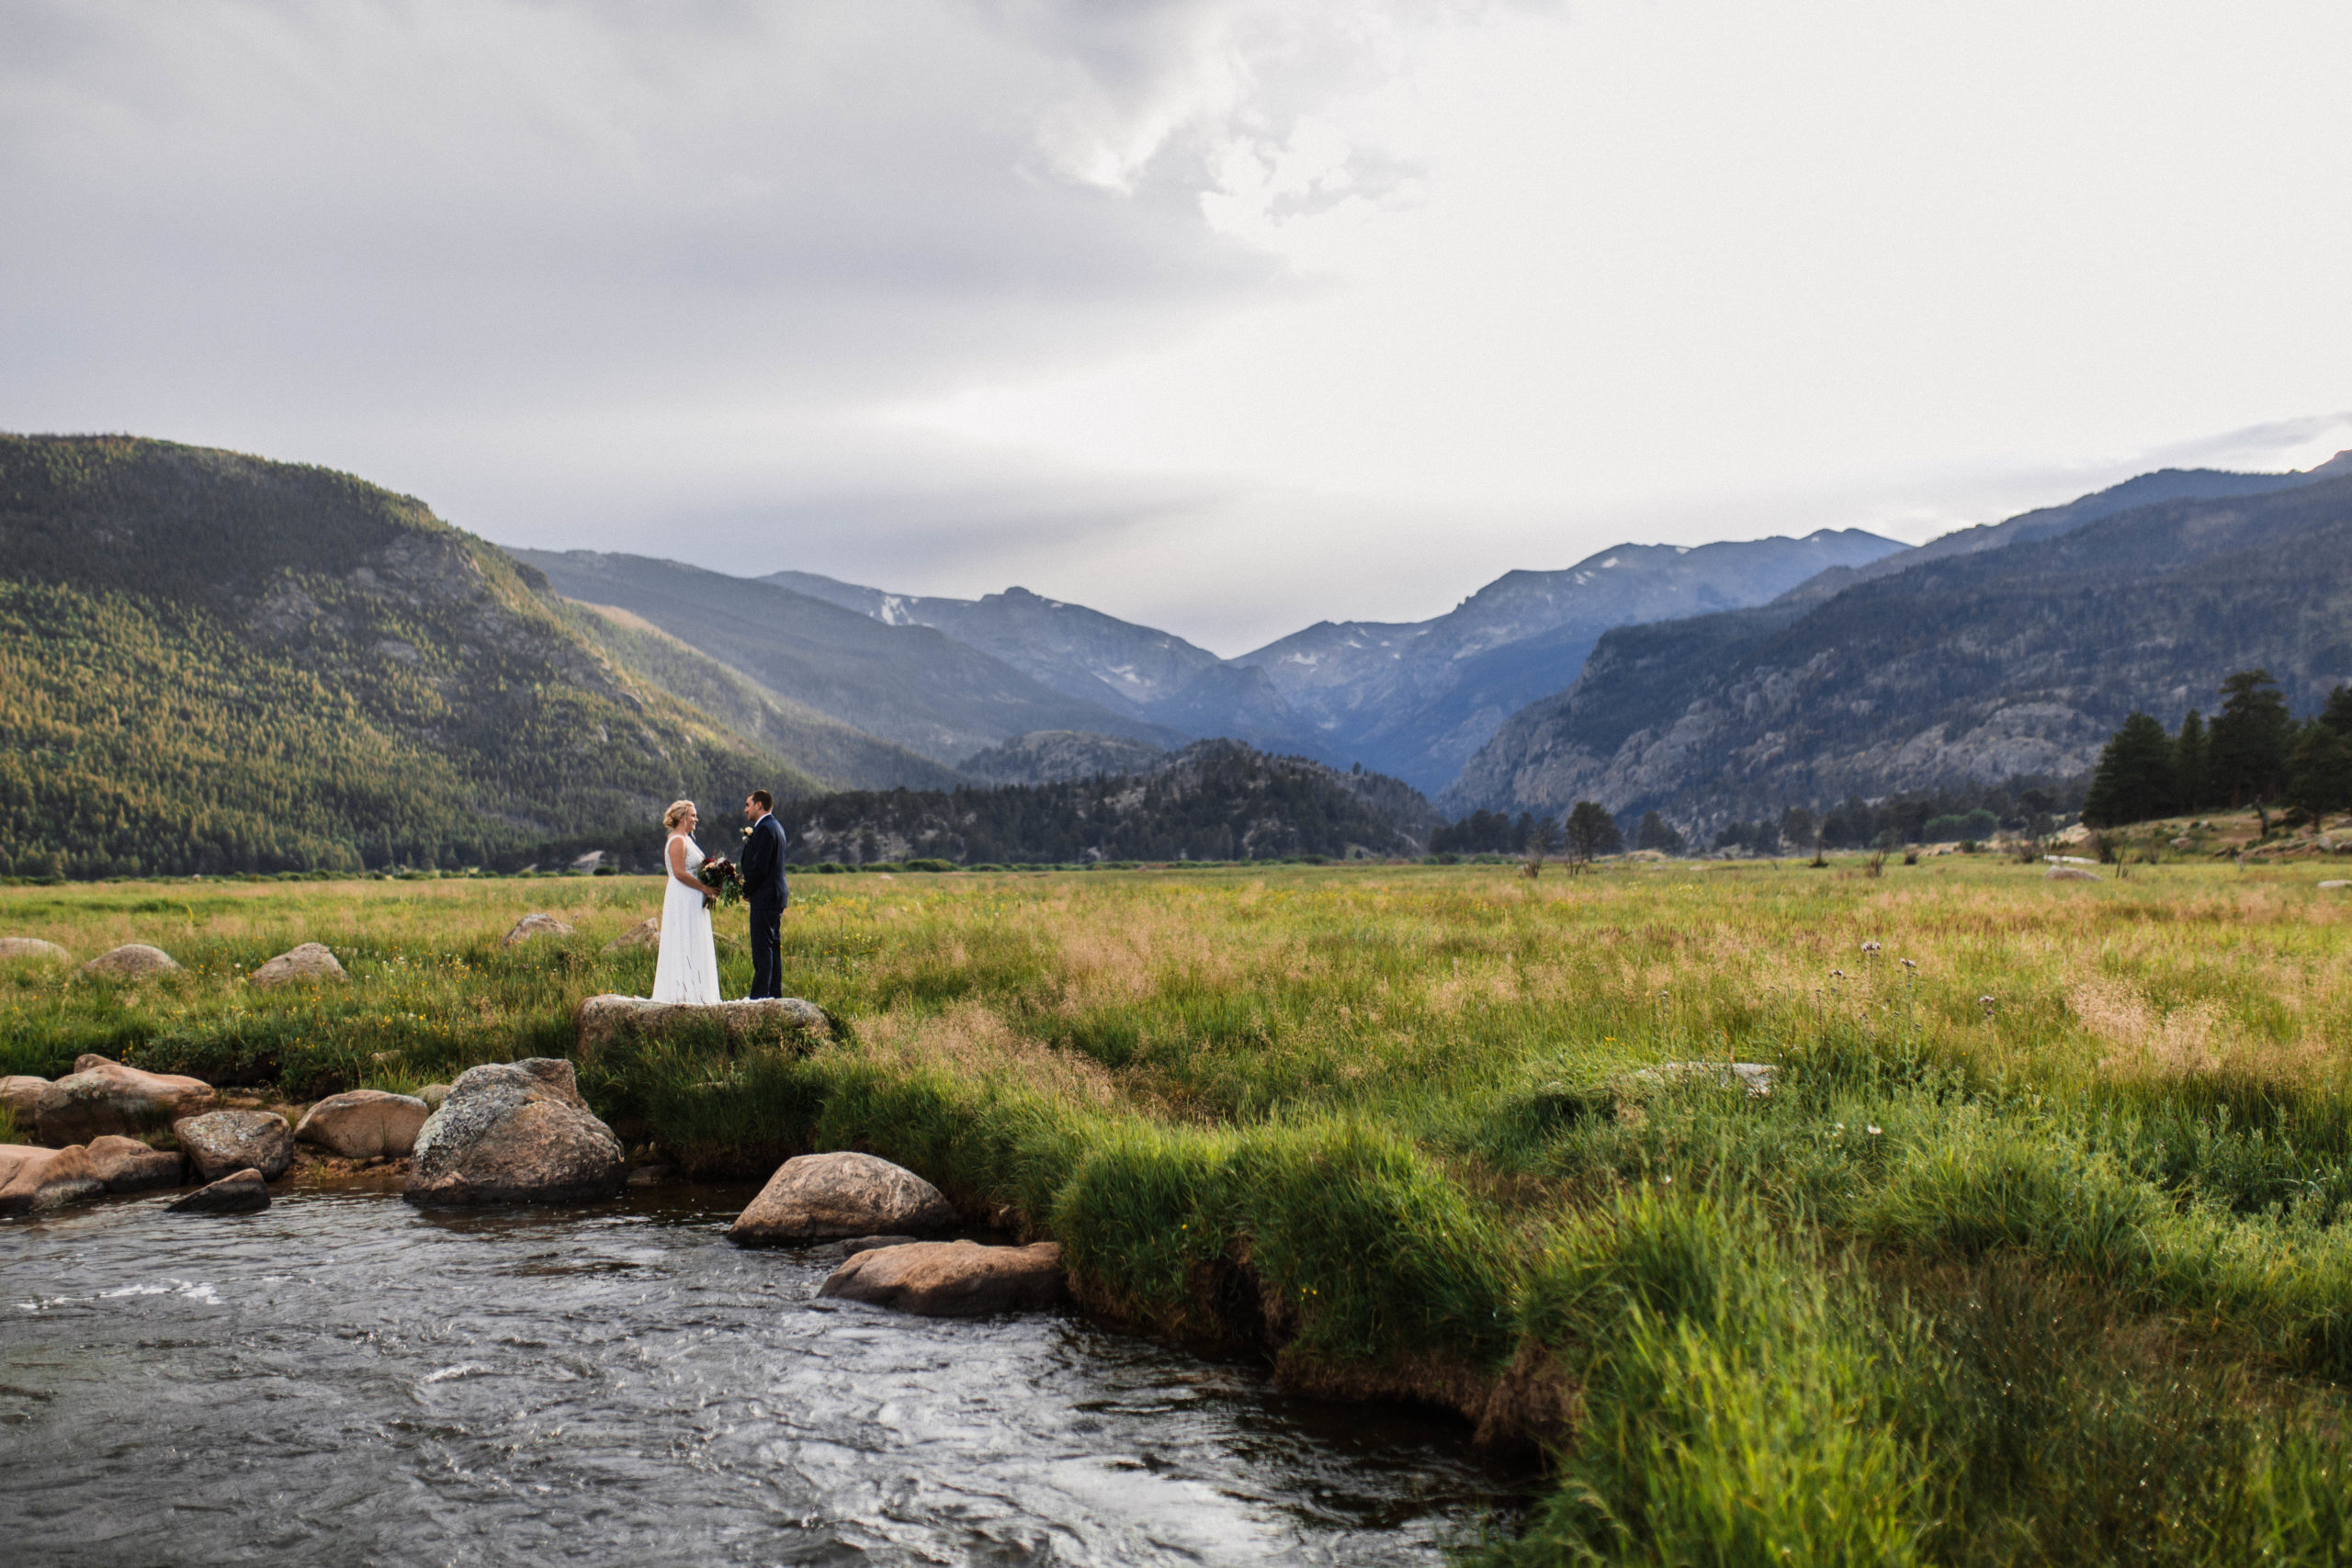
[663,799,695,830]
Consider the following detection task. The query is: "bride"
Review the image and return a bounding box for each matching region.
[650,799,722,1005]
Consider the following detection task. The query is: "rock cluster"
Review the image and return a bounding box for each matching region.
[1,1074,47,1123]
[34,1057,215,1144]
[818,1241,1067,1316]
[81,943,181,979]
[729,1151,958,1244]
[249,942,347,987]
[403,1058,626,1206]
[0,937,70,963]
[295,1089,429,1157]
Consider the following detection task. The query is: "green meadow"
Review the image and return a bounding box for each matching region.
[9,856,2352,1565]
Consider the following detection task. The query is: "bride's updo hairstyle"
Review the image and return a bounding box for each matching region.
[663,799,695,830]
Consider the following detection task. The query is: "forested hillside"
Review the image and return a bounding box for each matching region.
[1447,466,2352,836]
[779,740,1439,864]
[0,435,800,876]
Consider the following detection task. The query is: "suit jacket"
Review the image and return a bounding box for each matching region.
[741,814,789,909]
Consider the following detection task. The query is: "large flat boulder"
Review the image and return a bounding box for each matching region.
[168,1168,269,1214]
[729,1151,957,1245]
[0,937,70,963]
[81,943,181,979]
[818,1241,1066,1316]
[295,1089,430,1157]
[2045,866,2101,882]
[35,1059,215,1145]
[403,1058,626,1207]
[576,994,831,1058]
[85,1134,186,1192]
[175,1109,294,1182]
[0,1143,106,1214]
[503,913,575,946]
[249,942,347,987]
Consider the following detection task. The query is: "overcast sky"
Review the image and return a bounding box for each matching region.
[6,1,2350,654]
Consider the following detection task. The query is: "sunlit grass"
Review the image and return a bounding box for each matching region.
[10,855,2352,1562]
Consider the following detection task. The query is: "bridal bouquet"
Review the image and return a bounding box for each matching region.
[696,855,746,908]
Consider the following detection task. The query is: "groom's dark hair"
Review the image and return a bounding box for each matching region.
[751,789,774,812]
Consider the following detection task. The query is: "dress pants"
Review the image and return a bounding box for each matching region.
[748,899,784,999]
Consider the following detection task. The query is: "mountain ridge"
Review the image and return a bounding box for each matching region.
[1444,460,2352,831]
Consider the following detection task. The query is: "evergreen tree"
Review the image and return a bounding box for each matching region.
[2322,683,2352,738]
[1634,809,1683,852]
[2287,720,2352,828]
[2208,669,2293,807]
[1564,800,1623,866]
[2173,708,2209,812]
[2081,712,2177,827]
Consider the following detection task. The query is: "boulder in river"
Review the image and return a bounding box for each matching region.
[729,1152,957,1244]
[818,1240,1067,1316]
[174,1109,294,1183]
[503,913,575,946]
[34,1058,215,1145]
[604,917,662,952]
[0,937,70,964]
[403,1058,626,1207]
[81,943,181,979]
[168,1168,269,1214]
[85,1134,186,1192]
[0,1143,106,1213]
[2,1074,48,1123]
[576,994,831,1059]
[295,1089,430,1157]
[249,942,347,987]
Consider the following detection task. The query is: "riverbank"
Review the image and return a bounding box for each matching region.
[8,860,2352,1562]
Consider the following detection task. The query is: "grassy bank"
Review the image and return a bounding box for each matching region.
[8,858,2352,1562]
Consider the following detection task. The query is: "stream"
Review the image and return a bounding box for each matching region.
[1,1180,1509,1565]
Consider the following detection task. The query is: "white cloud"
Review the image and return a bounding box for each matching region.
[4,0,2350,653]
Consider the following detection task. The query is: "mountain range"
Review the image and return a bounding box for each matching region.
[754,530,1906,788]
[1444,456,2352,833]
[7,429,2347,874]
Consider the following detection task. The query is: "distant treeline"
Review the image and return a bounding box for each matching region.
[776,744,1429,864]
[2083,669,2352,829]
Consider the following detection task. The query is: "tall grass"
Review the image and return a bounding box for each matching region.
[9,859,2352,1562]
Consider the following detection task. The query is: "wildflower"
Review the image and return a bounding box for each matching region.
[1831,969,1845,978]
[1860,941,1882,954]
[1867,1125,1883,1136]
[1899,958,1917,970]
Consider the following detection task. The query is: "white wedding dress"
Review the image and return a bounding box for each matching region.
[650,833,722,1004]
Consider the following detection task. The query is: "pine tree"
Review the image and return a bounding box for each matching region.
[2209,670,2294,808]
[1564,800,1623,868]
[1634,809,1683,852]
[2287,720,2352,829]
[2082,712,2177,827]
[2173,708,2209,812]
[2322,683,2352,738]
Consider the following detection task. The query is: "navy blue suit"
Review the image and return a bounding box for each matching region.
[741,813,789,999]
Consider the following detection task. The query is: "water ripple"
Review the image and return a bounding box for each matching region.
[0,1183,1509,1565]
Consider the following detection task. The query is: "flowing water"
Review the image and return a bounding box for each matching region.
[1,1179,1508,1566]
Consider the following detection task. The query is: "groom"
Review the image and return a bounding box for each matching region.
[740,790,790,1000]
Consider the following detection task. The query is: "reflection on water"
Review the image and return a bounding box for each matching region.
[1,1182,1509,1565]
